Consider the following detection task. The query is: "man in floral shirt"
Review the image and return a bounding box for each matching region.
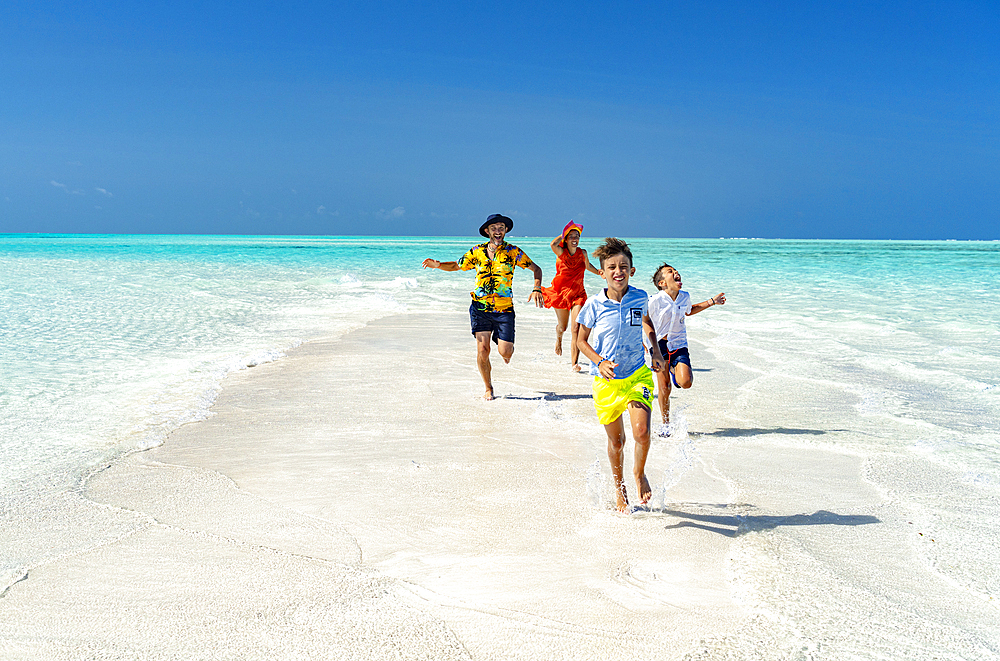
[423,214,544,400]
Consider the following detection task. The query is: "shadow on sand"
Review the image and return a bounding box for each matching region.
[652,507,880,537]
[503,391,593,401]
[693,427,848,438]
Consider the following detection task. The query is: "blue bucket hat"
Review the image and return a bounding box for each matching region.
[479,213,513,238]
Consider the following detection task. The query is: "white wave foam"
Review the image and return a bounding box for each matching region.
[375,277,419,290]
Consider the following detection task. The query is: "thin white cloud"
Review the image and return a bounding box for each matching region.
[377,206,405,219]
[317,205,326,214]
[95,187,113,197]
[51,180,84,194]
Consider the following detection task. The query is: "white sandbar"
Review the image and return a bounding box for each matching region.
[2,312,994,659]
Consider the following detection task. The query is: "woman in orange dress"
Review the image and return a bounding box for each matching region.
[541,221,601,371]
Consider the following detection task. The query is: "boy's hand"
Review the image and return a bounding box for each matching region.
[711,292,726,306]
[422,259,440,269]
[598,359,617,380]
[528,290,544,307]
[649,352,664,373]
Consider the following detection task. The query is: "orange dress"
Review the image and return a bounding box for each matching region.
[542,248,588,309]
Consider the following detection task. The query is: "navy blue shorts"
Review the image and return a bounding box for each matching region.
[657,341,691,370]
[470,303,515,344]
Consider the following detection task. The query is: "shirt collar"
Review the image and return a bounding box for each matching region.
[597,285,635,305]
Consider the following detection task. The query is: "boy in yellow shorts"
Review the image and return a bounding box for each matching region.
[577,238,664,512]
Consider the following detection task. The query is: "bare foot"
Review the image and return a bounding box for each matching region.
[483,389,495,401]
[572,363,581,373]
[615,482,629,512]
[636,473,652,505]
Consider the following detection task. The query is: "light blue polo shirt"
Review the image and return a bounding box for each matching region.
[577,285,650,379]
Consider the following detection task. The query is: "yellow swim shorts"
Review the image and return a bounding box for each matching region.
[592,365,655,425]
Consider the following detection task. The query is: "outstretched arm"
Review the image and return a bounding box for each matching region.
[688,292,726,315]
[527,262,544,307]
[582,250,601,276]
[422,258,460,272]
[577,324,616,380]
[550,235,565,257]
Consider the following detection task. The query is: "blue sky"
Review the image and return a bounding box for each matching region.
[2,1,997,239]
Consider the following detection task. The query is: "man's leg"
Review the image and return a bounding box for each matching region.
[628,402,653,505]
[497,340,514,364]
[494,310,516,367]
[603,416,629,511]
[554,308,570,356]
[475,331,495,400]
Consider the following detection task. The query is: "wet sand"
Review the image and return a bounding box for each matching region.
[5,312,977,659]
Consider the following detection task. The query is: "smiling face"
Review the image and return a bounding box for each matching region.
[600,253,635,296]
[485,222,508,244]
[564,229,580,249]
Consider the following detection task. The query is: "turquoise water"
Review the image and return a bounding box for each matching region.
[2,234,999,605]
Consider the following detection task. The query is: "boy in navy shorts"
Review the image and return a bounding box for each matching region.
[647,263,726,427]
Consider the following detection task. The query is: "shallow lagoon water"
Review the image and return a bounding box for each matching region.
[1,234,998,657]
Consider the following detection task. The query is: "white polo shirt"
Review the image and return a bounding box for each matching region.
[577,285,650,379]
[647,289,692,352]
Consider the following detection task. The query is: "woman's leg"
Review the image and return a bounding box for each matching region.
[554,307,570,356]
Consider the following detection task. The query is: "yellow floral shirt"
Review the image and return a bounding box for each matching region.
[458,242,535,312]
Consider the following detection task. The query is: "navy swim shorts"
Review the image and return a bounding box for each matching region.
[657,341,691,370]
[470,303,515,344]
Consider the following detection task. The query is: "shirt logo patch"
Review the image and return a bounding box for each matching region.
[629,308,643,326]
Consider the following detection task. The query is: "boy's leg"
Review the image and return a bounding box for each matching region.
[569,304,583,371]
[673,362,693,389]
[655,368,672,424]
[602,416,629,512]
[474,331,495,400]
[628,402,653,505]
[553,308,570,356]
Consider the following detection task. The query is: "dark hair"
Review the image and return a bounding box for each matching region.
[652,263,675,289]
[593,237,633,268]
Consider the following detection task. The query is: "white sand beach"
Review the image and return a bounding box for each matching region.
[2,311,997,659]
